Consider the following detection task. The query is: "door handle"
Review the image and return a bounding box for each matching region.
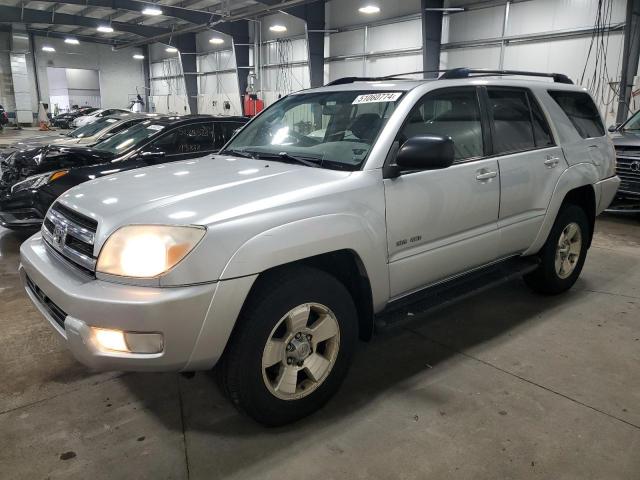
[544,155,560,168]
[476,170,497,181]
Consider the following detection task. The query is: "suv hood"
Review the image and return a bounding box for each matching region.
[58,155,351,233]
[610,130,640,148]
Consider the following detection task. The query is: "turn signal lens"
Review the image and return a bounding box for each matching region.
[96,225,205,278]
[49,170,69,182]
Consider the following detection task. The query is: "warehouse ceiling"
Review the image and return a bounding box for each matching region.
[0,0,310,44]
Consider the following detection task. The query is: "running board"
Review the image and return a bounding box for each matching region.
[375,256,539,331]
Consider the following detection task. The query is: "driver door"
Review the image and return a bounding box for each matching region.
[384,87,501,298]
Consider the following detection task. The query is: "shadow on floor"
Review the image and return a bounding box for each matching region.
[119,277,583,478]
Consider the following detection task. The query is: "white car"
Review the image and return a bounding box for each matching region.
[21,68,619,426]
[72,108,130,128]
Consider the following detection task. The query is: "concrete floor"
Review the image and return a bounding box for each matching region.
[0,126,65,147]
[1,215,639,479]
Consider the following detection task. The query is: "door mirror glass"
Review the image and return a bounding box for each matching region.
[395,135,455,170]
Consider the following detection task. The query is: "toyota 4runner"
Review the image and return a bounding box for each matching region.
[19,68,620,426]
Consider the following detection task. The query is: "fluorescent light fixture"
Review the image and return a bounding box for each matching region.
[142,6,162,15]
[97,25,114,33]
[269,24,287,33]
[133,54,145,59]
[42,46,55,52]
[358,5,380,14]
[209,37,224,44]
[64,38,80,45]
[165,46,178,53]
[424,7,465,12]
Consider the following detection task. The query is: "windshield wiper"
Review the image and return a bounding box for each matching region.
[254,151,321,168]
[220,148,256,159]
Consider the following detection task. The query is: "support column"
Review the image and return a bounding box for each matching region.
[421,0,443,79]
[176,33,198,115]
[230,21,251,115]
[617,0,640,124]
[303,2,326,88]
[142,44,151,113]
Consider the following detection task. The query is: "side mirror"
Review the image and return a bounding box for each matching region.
[608,123,621,133]
[140,150,166,163]
[394,135,455,171]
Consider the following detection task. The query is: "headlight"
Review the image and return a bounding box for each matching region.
[10,169,68,194]
[96,225,206,278]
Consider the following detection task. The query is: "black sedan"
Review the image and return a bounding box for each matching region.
[0,114,248,229]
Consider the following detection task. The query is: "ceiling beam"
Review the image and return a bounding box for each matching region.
[0,5,171,37]
[113,0,321,49]
[27,27,131,45]
[30,0,222,25]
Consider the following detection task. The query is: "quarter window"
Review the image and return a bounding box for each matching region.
[548,90,605,138]
[399,88,483,161]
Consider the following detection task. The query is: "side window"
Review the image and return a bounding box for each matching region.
[399,88,483,161]
[150,131,179,154]
[487,88,535,154]
[528,93,554,147]
[213,122,244,149]
[548,90,605,138]
[175,122,216,154]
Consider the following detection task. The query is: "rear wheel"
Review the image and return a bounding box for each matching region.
[218,265,358,426]
[524,204,589,295]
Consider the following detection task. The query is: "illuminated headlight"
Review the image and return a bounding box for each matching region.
[96,225,206,278]
[10,170,68,194]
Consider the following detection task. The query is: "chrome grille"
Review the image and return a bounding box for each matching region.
[615,149,640,194]
[42,202,97,273]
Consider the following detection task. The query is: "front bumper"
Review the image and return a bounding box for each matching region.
[20,234,256,372]
[0,208,44,229]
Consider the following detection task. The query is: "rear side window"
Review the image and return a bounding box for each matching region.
[529,95,554,147]
[487,89,535,154]
[548,91,605,138]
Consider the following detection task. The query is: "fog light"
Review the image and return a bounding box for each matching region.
[91,327,164,354]
[93,328,129,352]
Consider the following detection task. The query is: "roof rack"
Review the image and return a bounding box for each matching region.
[325,67,573,86]
[439,67,573,84]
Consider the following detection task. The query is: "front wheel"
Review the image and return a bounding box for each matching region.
[524,204,589,295]
[218,265,358,426]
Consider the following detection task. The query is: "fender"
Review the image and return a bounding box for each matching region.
[220,213,390,312]
[523,162,599,256]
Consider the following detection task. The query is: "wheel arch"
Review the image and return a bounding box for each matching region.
[524,163,599,256]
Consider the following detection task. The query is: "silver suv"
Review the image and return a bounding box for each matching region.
[20,69,620,426]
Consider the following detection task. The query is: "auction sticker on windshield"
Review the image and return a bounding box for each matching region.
[352,92,402,104]
[146,124,164,131]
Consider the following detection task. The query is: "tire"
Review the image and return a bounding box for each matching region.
[524,204,590,295]
[217,265,358,426]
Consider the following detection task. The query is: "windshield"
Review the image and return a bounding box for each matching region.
[221,90,403,170]
[70,116,119,138]
[93,120,165,155]
[623,110,640,131]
